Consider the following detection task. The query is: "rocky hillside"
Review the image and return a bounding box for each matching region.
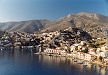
[41,12,108,39]
[0,12,108,39]
[0,20,49,33]
[57,27,92,44]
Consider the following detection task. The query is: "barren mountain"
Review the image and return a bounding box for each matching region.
[0,20,49,33]
[41,12,108,39]
[0,12,108,39]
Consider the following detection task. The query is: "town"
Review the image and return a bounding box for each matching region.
[0,27,108,66]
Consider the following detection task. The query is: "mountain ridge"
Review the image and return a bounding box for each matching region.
[0,12,108,39]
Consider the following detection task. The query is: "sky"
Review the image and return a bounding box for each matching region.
[0,0,107,22]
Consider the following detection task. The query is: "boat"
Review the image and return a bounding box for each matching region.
[78,61,83,64]
[83,64,87,67]
[0,47,4,51]
[0,49,3,51]
[93,65,96,68]
[47,54,52,56]
[98,66,101,70]
[73,59,77,62]
[35,52,41,55]
[27,46,33,48]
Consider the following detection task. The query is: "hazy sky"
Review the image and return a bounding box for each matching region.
[0,0,107,22]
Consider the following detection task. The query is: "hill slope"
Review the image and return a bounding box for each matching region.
[0,20,49,33]
[0,12,108,39]
[41,12,108,39]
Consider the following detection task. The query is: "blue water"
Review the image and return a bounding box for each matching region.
[0,48,108,75]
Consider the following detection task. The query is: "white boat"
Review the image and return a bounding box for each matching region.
[27,46,33,48]
[73,59,77,62]
[98,66,101,70]
[78,61,83,64]
[83,64,87,67]
[93,65,96,68]
[0,47,4,51]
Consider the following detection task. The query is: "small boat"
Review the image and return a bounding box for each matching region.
[78,61,83,64]
[98,66,101,70]
[27,46,33,48]
[83,64,87,67]
[0,47,4,51]
[101,66,104,68]
[35,52,41,55]
[74,59,77,62]
[0,49,3,51]
[93,65,96,68]
[47,54,52,56]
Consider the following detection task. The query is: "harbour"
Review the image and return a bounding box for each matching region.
[0,47,107,75]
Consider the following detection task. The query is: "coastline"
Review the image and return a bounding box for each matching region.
[35,52,108,67]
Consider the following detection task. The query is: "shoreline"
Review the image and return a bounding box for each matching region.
[35,52,108,67]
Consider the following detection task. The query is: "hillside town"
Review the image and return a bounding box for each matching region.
[0,27,108,66]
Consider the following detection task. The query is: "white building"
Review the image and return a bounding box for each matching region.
[80,41,86,46]
[101,46,108,52]
[98,52,108,58]
[70,45,76,52]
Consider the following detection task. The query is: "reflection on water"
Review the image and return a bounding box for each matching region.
[0,48,108,75]
[38,55,108,75]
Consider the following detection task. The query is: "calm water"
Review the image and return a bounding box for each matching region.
[0,48,108,75]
